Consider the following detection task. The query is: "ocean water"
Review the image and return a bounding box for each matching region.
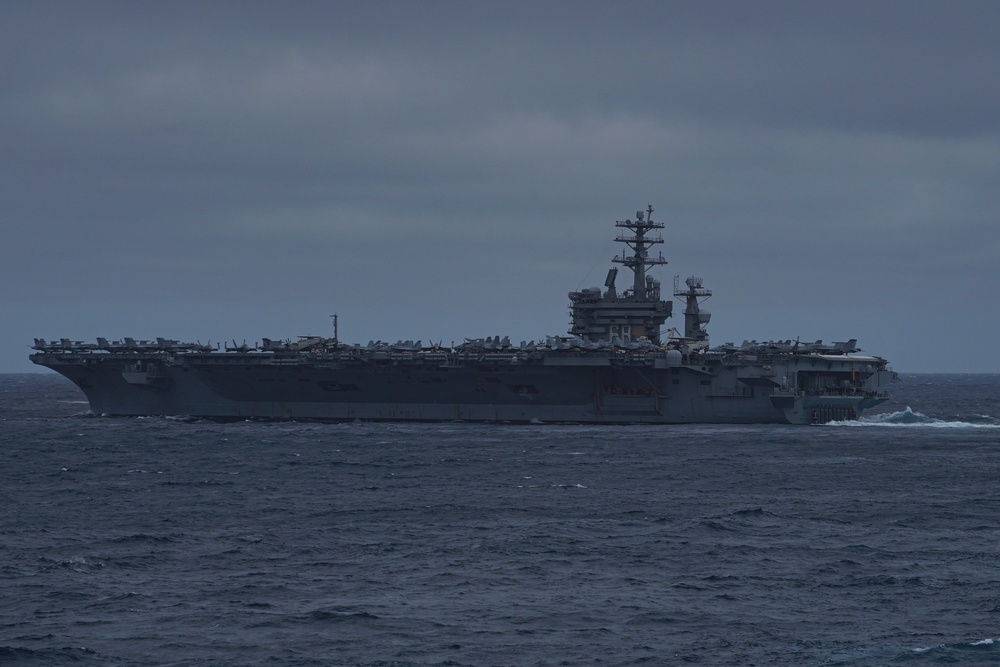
[2,373,999,666]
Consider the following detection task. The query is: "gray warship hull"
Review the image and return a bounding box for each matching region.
[31,204,895,424]
[31,346,892,425]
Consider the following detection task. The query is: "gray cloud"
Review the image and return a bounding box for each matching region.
[3,1,998,372]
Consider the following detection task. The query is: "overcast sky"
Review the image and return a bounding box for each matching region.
[3,1,998,373]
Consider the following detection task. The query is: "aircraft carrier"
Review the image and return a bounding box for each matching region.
[31,205,895,424]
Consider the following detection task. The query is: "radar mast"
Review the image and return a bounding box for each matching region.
[568,205,673,344]
[613,204,668,298]
[674,276,712,345]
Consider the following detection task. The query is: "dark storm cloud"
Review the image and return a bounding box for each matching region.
[2,1,999,372]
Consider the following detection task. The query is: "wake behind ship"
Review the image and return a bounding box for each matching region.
[31,206,894,424]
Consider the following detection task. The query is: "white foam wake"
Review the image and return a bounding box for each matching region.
[829,406,1000,428]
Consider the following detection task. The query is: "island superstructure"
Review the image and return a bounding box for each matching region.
[31,205,894,424]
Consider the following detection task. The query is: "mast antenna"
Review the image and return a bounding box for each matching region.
[612,203,667,297]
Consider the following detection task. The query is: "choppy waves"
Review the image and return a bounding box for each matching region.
[5,373,1000,665]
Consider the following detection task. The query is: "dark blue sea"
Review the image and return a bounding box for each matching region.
[2,373,1000,666]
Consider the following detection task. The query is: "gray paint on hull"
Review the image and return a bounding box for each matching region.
[35,352,891,425]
